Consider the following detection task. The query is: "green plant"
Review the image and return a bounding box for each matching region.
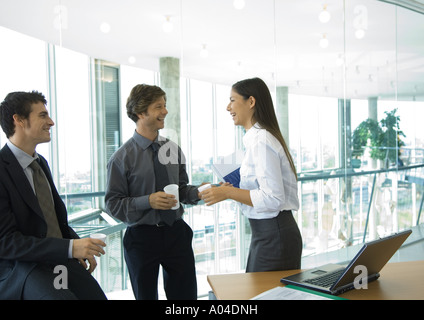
[379,109,405,163]
[352,108,405,163]
[352,118,382,158]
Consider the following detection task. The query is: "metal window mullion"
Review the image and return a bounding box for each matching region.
[45,43,60,188]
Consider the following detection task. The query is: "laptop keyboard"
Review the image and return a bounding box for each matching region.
[304,269,345,288]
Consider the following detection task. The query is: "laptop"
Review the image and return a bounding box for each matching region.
[280,229,412,295]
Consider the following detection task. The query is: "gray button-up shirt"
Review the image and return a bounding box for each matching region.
[105,131,200,226]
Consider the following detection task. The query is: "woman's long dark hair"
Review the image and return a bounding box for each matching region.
[232,77,297,179]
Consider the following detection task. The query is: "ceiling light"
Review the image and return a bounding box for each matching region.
[319,5,331,23]
[355,28,365,39]
[200,44,209,58]
[353,5,368,39]
[233,0,246,10]
[163,16,173,33]
[100,22,111,34]
[128,56,136,64]
[319,34,329,48]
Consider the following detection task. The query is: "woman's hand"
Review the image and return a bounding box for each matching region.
[200,182,253,207]
[200,184,230,206]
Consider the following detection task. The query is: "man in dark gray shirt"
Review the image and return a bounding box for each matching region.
[105,84,201,300]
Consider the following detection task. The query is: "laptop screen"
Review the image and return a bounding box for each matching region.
[332,230,412,290]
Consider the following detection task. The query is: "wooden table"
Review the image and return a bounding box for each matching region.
[207,260,424,300]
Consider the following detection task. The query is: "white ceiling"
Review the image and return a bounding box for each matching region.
[0,0,423,100]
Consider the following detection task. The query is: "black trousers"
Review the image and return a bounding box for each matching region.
[123,219,197,300]
[21,259,107,300]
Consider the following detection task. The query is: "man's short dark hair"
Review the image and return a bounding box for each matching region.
[0,91,47,138]
[126,84,166,123]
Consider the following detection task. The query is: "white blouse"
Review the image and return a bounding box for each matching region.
[239,124,299,219]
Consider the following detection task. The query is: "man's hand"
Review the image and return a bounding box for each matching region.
[149,191,177,210]
[72,238,106,273]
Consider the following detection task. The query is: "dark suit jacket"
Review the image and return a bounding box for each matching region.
[0,144,79,299]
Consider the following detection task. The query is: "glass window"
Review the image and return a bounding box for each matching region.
[215,83,241,272]
[55,46,92,214]
[180,78,189,161]
[319,97,338,169]
[189,79,214,185]
[186,79,214,297]
[119,65,156,142]
[215,84,236,158]
[289,94,338,172]
[0,27,48,157]
[351,99,368,130]
[1,0,424,298]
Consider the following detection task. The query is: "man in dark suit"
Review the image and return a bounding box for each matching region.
[0,91,107,300]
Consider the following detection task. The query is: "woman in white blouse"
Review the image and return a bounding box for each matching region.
[200,77,302,272]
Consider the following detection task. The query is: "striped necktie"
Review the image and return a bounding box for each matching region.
[29,160,63,238]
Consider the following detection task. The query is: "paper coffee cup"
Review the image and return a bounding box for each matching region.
[90,233,106,261]
[164,184,180,210]
[90,233,107,244]
[198,183,212,193]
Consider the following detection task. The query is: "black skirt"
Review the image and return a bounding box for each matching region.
[246,210,302,272]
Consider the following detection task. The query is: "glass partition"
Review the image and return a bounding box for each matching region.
[0,26,49,159]
[0,0,423,298]
[55,46,93,214]
[179,0,278,296]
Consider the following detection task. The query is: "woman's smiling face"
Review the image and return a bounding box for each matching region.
[226,89,255,130]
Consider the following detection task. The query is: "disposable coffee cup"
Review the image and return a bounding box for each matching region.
[198,183,212,193]
[90,233,107,246]
[90,233,106,265]
[164,184,180,210]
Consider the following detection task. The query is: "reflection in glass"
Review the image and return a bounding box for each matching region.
[0,0,423,298]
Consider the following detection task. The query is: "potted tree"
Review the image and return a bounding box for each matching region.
[352,109,405,168]
[379,109,405,166]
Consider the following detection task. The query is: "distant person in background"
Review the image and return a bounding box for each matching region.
[0,91,107,300]
[200,77,302,272]
[105,84,202,300]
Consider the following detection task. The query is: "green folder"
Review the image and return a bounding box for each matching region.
[285,285,348,300]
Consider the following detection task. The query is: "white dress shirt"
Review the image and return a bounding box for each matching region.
[239,124,299,219]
